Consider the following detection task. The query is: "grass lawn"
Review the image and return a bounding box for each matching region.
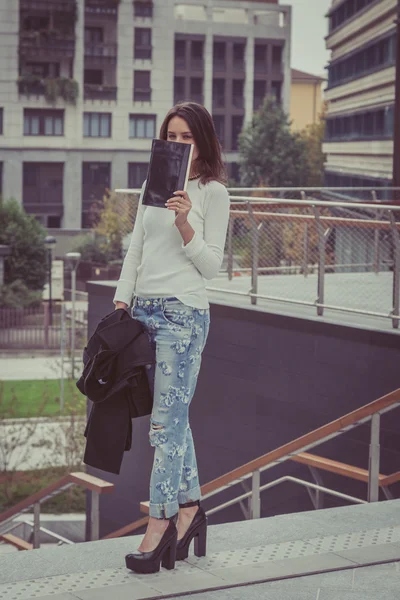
[0,379,86,418]
[0,466,86,513]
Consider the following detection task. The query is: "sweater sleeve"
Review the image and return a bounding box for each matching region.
[113,186,146,306]
[183,182,230,280]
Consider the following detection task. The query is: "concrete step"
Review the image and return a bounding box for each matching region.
[0,500,399,600]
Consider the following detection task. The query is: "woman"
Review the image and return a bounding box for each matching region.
[113,102,230,574]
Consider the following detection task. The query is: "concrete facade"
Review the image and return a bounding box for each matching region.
[323,0,396,197]
[0,0,291,233]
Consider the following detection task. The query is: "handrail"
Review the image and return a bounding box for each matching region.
[228,209,400,231]
[290,452,388,484]
[200,388,400,497]
[228,196,400,212]
[139,389,400,517]
[0,472,114,549]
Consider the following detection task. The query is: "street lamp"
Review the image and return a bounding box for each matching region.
[44,235,57,325]
[65,252,81,378]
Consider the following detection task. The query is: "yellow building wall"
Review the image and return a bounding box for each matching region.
[290,81,324,131]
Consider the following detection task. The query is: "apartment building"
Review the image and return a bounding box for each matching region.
[323,0,397,198]
[0,0,291,232]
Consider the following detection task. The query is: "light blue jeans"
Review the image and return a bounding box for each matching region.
[132,297,210,519]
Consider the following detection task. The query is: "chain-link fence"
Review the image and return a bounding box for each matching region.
[115,187,400,328]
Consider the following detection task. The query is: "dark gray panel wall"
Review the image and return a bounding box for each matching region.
[85,283,400,537]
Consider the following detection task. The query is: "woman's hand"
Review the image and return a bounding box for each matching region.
[115,301,129,311]
[166,190,192,229]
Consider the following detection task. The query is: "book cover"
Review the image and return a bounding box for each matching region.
[142,139,194,208]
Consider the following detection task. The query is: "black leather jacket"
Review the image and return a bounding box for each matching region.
[77,308,155,474]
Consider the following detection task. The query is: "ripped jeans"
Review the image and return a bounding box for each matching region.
[132,297,210,519]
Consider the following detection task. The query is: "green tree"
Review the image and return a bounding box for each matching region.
[298,116,326,187]
[0,199,47,290]
[239,96,309,187]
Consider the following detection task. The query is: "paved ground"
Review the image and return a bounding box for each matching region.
[1,500,399,600]
[207,271,399,333]
[0,356,71,380]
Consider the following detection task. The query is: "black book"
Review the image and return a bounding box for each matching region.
[142,139,194,208]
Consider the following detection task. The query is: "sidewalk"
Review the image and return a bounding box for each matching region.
[0,356,78,381]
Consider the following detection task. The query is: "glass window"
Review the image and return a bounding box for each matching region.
[129,114,156,138]
[83,113,111,137]
[24,110,64,136]
[128,163,148,188]
[134,0,153,18]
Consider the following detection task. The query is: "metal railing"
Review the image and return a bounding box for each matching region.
[0,472,114,550]
[115,186,400,329]
[214,192,400,328]
[199,388,400,519]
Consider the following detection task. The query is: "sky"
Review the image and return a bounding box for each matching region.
[287,0,332,77]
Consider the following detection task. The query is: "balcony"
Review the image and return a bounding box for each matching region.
[85,0,118,17]
[133,87,152,102]
[233,59,245,72]
[253,96,265,111]
[20,0,75,11]
[175,57,186,71]
[134,45,152,60]
[18,77,45,97]
[85,43,118,62]
[84,84,117,101]
[190,93,203,104]
[20,32,75,58]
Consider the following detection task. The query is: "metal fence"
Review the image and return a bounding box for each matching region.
[0,304,88,350]
[115,186,400,328]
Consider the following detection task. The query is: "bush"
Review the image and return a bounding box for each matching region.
[0,198,47,291]
[72,235,109,264]
[0,280,42,309]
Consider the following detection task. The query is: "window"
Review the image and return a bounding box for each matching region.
[84,69,103,85]
[23,162,64,207]
[175,39,186,68]
[232,79,244,108]
[328,33,396,88]
[83,113,111,137]
[254,44,267,73]
[233,43,245,68]
[82,162,111,228]
[134,70,151,101]
[22,15,49,32]
[191,40,203,67]
[135,28,152,59]
[231,115,243,150]
[213,41,226,68]
[213,115,225,146]
[84,27,103,44]
[0,162,3,198]
[253,80,266,110]
[190,78,203,103]
[129,163,148,188]
[325,105,394,141]
[24,109,64,136]
[272,45,282,68]
[329,0,375,33]
[213,79,225,108]
[0,108,3,135]
[134,0,153,18]
[174,76,185,104]
[271,81,282,103]
[129,114,156,138]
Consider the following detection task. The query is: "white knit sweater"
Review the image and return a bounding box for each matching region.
[113,179,230,309]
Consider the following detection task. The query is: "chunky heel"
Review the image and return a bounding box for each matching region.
[176,503,207,561]
[194,520,207,557]
[161,536,177,570]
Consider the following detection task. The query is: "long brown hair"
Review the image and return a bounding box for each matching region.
[159,102,227,186]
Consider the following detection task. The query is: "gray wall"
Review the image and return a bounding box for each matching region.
[86,282,400,538]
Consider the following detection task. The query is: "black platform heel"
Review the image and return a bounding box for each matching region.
[125,518,177,574]
[176,500,207,561]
